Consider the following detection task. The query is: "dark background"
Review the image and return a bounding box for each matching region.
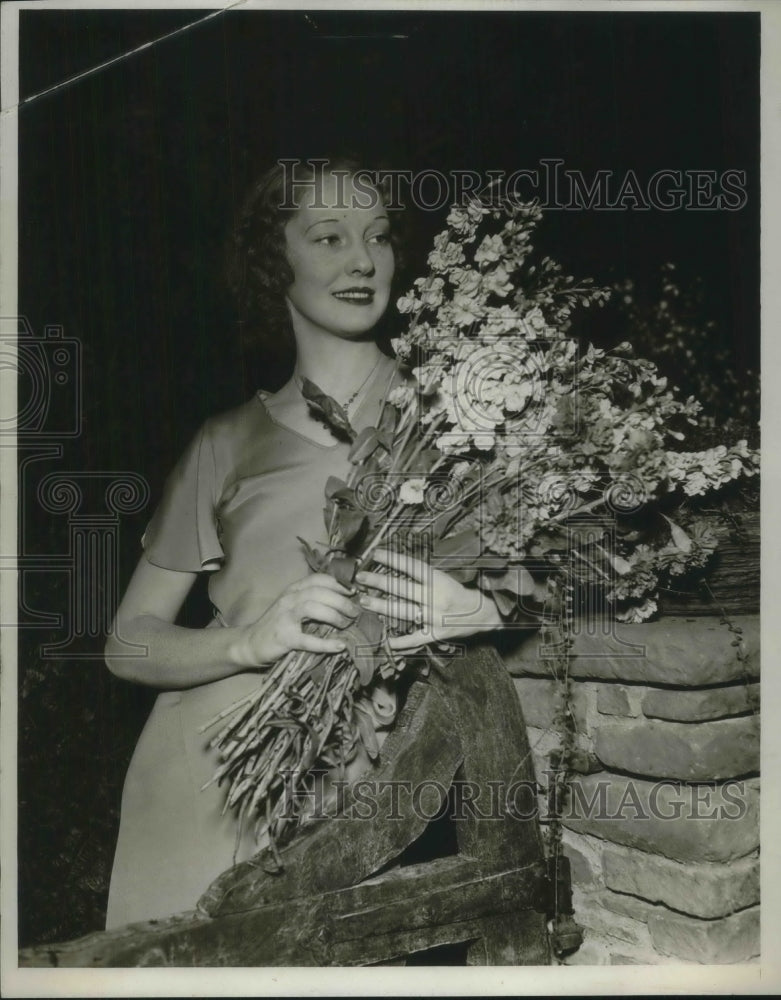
[17,8,759,946]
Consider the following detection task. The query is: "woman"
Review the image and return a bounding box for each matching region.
[104,158,503,929]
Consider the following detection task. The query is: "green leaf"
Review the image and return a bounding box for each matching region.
[429,531,506,582]
[376,427,394,450]
[348,426,383,464]
[428,504,468,541]
[433,535,506,573]
[491,588,518,618]
[596,545,632,576]
[297,536,328,573]
[325,476,355,505]
[529,523,604,555]
[481,563,538,596]
[341,610,384,686]
[432,530,482,561]
[661,513,693,553]
[408,448,441,474]
[328,555,358,587]
[446,565,480,584]
[356,607,384,644]
[378,404,397,438]
[300,377,356,442]
[335,509,367,549]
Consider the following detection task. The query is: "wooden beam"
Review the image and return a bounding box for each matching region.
[20,858,549,967]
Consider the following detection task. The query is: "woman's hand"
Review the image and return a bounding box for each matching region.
[234,573,360,667]
[355,548,504,652]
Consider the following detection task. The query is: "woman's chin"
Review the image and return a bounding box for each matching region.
[330,299,391,338]
[319,321,384,342]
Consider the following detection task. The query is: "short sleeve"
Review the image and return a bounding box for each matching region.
[141,421,225,572]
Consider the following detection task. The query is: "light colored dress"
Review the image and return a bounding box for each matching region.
[105,357,399,929]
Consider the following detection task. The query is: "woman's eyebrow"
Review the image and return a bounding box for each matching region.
[304,213,390,235]
[304,218,340,234]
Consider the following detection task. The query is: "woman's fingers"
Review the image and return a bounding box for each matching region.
[358,593,424,625]
[296,586,360,621]
[356,555,439,628]
[355,568,424,605]
[387,630,432,652]
[295,632,349,655]
[370,548,429,583]
[354,569,387,591]
[290,573,356,596]
[296,599,357,631]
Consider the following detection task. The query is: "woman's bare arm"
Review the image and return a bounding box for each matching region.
[103,557,255,689]
[104,556,359,690]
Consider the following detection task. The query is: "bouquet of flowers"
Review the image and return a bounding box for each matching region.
[200,197,758,855]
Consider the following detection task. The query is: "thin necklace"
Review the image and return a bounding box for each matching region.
[294,356,383,415]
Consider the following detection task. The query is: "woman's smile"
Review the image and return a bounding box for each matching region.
[332,286,376,304]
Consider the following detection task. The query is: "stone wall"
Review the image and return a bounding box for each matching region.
[500,615,760,966]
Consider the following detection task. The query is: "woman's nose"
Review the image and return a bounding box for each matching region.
[347,244,375,276]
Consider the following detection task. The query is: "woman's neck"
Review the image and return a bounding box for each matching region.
[291,329,386,402]
[263,326,397,446]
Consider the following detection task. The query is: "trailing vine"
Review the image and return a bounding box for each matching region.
[540,572,584,960]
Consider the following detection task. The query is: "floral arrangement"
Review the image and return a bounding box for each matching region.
[200,197,759,857]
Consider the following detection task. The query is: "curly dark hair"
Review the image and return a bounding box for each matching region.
[226,156,408,385]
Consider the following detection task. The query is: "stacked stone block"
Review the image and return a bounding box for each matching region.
[501,615,760,965]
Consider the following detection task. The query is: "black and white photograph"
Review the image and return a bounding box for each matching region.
[0,0,777,994]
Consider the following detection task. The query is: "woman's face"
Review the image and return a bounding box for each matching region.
[284,171,395,340]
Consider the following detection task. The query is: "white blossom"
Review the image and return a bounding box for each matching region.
[474,233,506,266]
[399,479,427,505]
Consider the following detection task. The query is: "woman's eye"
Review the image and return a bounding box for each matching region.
[368,232,391,246]
[316,235,341,246]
